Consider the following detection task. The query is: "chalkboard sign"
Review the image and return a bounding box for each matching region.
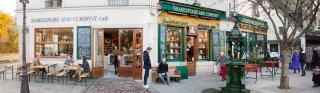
[77,26,92,59]
[159,25,166,60]
[213,31,219,60]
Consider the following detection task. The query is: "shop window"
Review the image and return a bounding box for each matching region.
[257,35,264,58]
[119,29,133,67]
[166,27,183,61]
[35,28,73,57]
[108,0,129,6]
[198,31,209,60]
[45,0,62,8]
[270,44,279,52]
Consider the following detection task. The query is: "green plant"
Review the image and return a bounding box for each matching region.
[247,47,262,64]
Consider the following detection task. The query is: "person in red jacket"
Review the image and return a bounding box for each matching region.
[216,52,229,81]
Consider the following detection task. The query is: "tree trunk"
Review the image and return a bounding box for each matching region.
[279,48,290,89]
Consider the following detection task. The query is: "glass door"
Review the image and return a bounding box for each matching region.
[92,29,104,78]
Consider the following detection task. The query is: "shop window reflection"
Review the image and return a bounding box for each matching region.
[119,29,133,67]
[35,28,73,57]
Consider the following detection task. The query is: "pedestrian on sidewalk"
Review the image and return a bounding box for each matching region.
[312,66,320,87]
[299,48,306,76]
[158,58,170,85]
[143,47,152,88]
[113,46,119,75]
[291,47,301,73]
[215,51,229,81]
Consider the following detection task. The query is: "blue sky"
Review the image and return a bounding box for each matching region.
[0,0,16,16]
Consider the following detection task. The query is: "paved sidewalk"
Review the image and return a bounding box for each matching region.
[151,70,320,93]
[0,69,319,93]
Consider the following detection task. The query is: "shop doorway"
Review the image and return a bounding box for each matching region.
[93,28,143,80]
[186,35,197,76]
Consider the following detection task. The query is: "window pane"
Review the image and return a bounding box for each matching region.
[108,0,129,6]
[198,31,209,60]
[35,28,73,57]
[166,27,182,60]
[120,29,133,67]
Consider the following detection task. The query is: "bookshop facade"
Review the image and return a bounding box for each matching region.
[158,1,227,77]
[16,7,157,80]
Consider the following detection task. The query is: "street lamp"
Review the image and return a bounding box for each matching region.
[221,13,250,93]
[19,0,30,93]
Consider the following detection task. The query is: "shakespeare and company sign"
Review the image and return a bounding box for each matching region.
[30,16,108,23]
[160,1,226,19]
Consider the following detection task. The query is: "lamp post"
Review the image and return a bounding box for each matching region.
[20,0,30,93]
[221,13,250,93]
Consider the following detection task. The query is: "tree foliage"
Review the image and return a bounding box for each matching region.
[0,11,19,53]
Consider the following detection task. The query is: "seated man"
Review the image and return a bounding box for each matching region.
[313,66,320,87]
[158,58,170,85]
[63,55,74,76]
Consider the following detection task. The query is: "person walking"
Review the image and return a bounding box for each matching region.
[299,48,306,76]
[113,46,119,75]
[143,47,152,88]
[291,48,301,73]
[158,58,170,85]
[215,52,229,81]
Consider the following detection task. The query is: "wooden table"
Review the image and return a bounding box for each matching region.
[260,61,279,80]
[244,64,259,83]
[65,66,80,71]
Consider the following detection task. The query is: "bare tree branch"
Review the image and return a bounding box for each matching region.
[291,0,320,46]
[255,0,282,43]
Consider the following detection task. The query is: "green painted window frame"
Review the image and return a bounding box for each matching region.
[158,25,185,62]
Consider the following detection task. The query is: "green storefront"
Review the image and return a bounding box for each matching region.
[235,15,268,61]
[158,0,227,79]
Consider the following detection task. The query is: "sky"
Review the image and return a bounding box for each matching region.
[0,0,16,16]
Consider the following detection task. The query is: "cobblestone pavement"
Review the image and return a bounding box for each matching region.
[80,78,159,93]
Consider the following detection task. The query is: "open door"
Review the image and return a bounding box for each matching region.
[92,29,104,78]
[132,29,143,80]
[187,35,197,76]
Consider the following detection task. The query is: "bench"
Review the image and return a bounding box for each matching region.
[79,73,89,86]
[152,66,181,83]
[56,71,65,84]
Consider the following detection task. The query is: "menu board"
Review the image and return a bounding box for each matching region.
[159,25,166,60]
[77,26,92,59]
[213,31,219,60]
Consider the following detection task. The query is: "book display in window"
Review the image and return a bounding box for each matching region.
[198,31,209,60]
[166,27,182,60]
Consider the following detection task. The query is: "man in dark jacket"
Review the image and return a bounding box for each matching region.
[300,48,306,76]
[143,47,152,88]
[158,58,170,85]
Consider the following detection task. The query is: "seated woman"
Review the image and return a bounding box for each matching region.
[33,56,46,78]
[158,58,170,85]
[73,56,90,81]
[313,66,320,87]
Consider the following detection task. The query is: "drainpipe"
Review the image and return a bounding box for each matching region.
[149,0,155,16]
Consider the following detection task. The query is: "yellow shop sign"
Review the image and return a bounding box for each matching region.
[158,12,219,27]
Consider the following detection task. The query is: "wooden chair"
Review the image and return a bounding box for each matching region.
[46,64,57,83]
[0,69,5,80]
[80,73,89,86]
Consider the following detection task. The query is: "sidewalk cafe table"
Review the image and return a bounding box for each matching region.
[260,61,279,80]
[5,63,21,80]
[244,64,259,83]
